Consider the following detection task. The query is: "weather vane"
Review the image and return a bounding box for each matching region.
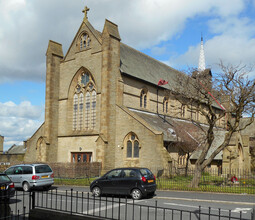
[82,6,90,22]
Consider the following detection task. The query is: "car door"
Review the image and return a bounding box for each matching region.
[119,169,139,195]
[100,169,122,194]
[12,166,23,188]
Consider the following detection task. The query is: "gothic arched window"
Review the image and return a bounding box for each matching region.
[72,71,96,131]
[79,33,91,50]
[140,89,148,109]
[125,133,140,158]
[163,97,169,113]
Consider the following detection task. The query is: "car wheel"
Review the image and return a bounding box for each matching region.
[131,189,142,200]
[92,186,101,197]
[23,182,31,192]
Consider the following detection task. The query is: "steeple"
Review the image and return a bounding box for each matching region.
[198,35,206,72]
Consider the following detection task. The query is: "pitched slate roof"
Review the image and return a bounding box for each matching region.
[129,108,224,160]
[6,144,26,154]
[120,43,188,91]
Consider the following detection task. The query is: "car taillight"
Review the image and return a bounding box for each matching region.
[141,176,146,182]
[50,173,54,178]
[9,182,15,188]
[32,175,40,180]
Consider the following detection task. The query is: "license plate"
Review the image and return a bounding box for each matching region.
[41,175,48,178]
[0,186,5,190]
[148,180,154,183]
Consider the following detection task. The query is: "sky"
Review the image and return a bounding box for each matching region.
[0,0,255,151]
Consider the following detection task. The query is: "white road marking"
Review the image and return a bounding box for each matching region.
[155,196,255,206]
[231,208,252,213]
[84,200,144,215]
[164,202,252,213]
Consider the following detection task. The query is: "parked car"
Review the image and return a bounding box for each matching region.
[4,164,54,192]
[0,173,15,202]
[90,168,156,200]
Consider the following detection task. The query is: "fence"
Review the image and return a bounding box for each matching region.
[0,191,30,220]
[154,167,255,194]
[1,189,255,220]
[0,164,254,194]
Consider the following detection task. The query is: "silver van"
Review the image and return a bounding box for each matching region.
[4,164,54,191]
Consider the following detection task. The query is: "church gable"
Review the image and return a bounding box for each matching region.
[64,18,102,61]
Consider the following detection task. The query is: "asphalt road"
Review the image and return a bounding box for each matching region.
[55,185,255,219]
[5,185,255,220]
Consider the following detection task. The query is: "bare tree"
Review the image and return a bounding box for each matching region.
[173,62,255,188]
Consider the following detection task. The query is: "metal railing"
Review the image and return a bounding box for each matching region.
[34,189,255,219]
[0,191,30,220]
[1,189,255,219]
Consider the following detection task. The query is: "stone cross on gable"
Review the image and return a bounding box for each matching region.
[82,6,90,21]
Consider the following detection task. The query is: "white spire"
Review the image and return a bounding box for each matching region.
[198,35,206,72]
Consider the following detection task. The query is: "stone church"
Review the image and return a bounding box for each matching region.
[23,6,253,173]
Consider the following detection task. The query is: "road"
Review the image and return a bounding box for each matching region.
[6,185,255,219]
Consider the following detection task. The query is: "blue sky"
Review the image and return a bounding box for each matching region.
[0,0,255,151]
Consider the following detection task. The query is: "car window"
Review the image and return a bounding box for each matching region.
[0,175,11,183]
[122,169,137,178]
[14,166,23,175]
[105,169,122,178]
[139,168,153,178]
[5,167,14,175]
[35,165,52,174]
[22,166,33,174]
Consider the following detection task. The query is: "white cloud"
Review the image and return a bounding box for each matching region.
[170,13,255,77]
[0,0,250,83]
[0,101,44,151]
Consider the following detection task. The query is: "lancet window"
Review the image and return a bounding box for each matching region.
[140,89,148,108]
[163,97,169,113]
[73,71,96,131]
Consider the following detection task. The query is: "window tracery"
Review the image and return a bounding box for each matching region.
[125,133,140,158]
[79,33,91,50]
[72,71,96,131]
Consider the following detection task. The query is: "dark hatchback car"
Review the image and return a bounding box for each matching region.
[90,168,156,200]
[0,173,15,202]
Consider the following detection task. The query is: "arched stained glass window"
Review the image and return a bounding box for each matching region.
[79,33,91,50]
[72,71,97,131]
[125,133,140,158]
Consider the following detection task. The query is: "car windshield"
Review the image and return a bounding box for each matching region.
[35,165,52,174]
[139,168,153,178]
[0,174,11,183]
